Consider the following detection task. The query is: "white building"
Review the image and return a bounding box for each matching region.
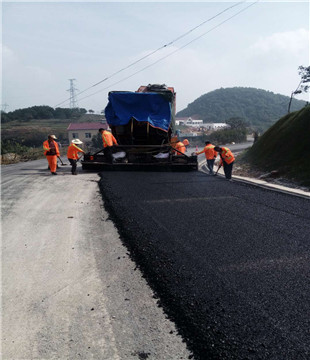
[67,122,108,146]
[175,117,203,126]
[200,123,230,131]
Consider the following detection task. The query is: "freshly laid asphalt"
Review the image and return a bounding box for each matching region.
[99,169,310,360]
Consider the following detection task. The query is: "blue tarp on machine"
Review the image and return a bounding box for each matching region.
[105,92,172,132]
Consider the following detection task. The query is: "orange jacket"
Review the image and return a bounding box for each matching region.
[219,147,235,165]
[174,141,186,155]
[101,130,118,147]
[197,144,217,160]
[43,140,60,156]
[67,144,84,160]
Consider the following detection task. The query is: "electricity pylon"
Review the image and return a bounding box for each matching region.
[67,79,79,109]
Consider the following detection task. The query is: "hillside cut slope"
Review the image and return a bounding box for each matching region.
[177,87,307,131]
[243,105,310,186]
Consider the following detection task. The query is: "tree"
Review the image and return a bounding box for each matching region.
[288,65,310,113]
[225,117,249,129]
[88,109,95,114]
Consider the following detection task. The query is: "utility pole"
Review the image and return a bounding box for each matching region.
[67,79,78,109]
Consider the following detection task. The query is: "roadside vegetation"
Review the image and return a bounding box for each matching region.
[239,105,310,187]
[1,105,88,123]
[0,140,43,164]
[0,106,106,164]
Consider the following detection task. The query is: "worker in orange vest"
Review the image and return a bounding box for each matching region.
[214,146,235,179]
[43,134,60,175]
[196,141,217,174]
[174,140,186,156]
[99,128,118,163]
[67,139,85,175]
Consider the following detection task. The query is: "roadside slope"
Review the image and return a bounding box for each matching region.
[242,105,310,186]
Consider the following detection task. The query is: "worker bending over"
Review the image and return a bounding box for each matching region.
[214,146,235,180]
[43,134,60,175]
[196,141,217,174]
[67,139,85,175]
[99,128,118,163]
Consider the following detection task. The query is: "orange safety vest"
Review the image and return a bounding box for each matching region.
[175,141,186,155]
[197,144,217,160]
[43,140,60,156]
[67,144,84,160]
[101,131,118,148]
[219,147,235,165]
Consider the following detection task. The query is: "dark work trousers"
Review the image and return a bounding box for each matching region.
[68,158,77,174]
[223,161,234,179]
[206,159,215,174]
[104,146,114,163]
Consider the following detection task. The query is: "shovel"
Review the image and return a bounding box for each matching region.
[57,156,68,166]
[214,164,222,176]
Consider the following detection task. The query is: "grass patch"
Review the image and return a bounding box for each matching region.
[242,105,310,186]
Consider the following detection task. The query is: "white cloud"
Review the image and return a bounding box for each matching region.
[2,2,309,112]
[250,28,309,55]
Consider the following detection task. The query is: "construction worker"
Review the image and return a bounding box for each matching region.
[174,140,186,156]
[99,128,118,163]
[183,138,190,151]
[214,146,235,180]
[67,139,85,175]
[43,135,60,175]
[196,141,217,174]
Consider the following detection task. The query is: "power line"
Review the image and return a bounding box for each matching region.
[89,0,247,89]
[54,0,249,108]
[76,0,259,104]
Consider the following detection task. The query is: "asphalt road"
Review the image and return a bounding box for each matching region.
[98,168,310,360]
[1,159,191,360]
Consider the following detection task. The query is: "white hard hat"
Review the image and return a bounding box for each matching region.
[49,134,57,139]
[72,139,83,145]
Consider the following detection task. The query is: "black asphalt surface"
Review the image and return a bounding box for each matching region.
[98,169,310,360]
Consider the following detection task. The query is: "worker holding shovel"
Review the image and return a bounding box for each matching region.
[43,135,60,175]
[67,139,85,175]
[214,146,235,180]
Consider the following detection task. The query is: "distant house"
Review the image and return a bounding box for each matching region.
[175,117,203,126]
[200,123,230,131]
[67,122,108,146]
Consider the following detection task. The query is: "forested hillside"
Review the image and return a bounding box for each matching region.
[177,87,307,131]
[1,105,88,123]
[242,105,310,186]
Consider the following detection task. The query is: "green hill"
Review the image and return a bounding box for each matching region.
[177,87,307,131]
[242,105,310,186]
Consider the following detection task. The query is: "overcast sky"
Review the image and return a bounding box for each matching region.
[2,0,309,114]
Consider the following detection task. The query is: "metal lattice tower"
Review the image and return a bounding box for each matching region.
[67,79,79,109]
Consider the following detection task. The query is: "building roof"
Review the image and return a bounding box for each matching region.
[176,117,203,121]
[67,122,108,131]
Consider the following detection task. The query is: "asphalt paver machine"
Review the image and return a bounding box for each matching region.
[81,84,198,171]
